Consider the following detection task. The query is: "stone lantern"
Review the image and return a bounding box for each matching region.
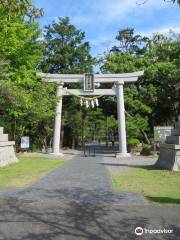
[156,83,180,171]
[0,127,18,167]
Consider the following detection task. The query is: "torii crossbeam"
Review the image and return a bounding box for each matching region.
[38,71,144,157]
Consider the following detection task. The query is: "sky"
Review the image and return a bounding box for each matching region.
[34,0,180,57]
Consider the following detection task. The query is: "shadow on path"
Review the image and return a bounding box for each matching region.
[146,196,180,205]
[16,187,144,204]
[0,198,179,240]
[100,163,163,171]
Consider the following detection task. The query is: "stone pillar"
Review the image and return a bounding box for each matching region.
[52,83,64,155]
[116,82,128,157]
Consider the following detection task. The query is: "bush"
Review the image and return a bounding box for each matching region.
[140,144,152,156]
[127,138,140,152]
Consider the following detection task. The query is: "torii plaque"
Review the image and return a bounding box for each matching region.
[38,71,144,157]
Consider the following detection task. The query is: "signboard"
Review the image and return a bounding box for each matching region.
[154,126,173,142]
[84,73,94,92]
[21,136,30,149]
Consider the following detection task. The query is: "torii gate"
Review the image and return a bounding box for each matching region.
[38,71,144,157]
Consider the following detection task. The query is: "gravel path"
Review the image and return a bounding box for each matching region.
[0,154,145,204]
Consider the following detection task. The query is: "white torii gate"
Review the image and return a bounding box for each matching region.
[38,71,144,157]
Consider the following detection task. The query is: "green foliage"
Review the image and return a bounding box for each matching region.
[41,17,93,74]
[140,144,153,155]
[128,138,140,145]
[0,9,42,85]
[0,0,43,20]
[113,28,148,55]
[127,138,140,152]
[106,115,118,136]
[0,1,56,150]
[101,29,180,145]
[0,0,179,152]
[0,80,57,149]
[41,17,94,147]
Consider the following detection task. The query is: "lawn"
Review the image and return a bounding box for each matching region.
[0,155,65,188]
[111,165,180,205]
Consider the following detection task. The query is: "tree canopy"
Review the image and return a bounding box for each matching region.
[0,1,179,152]
[101,28,180,145]
[41,17,93,74]
[0,0,56,150]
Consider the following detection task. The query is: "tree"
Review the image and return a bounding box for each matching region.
[0,0,43,20]
[41,17,94,147]
[0,1,57,151]
[41,17,93,74]
[0,0,43,86]
[143,32,180,125]
[0,80,57,150]
[112,28,148,55]
[101,28,180,147]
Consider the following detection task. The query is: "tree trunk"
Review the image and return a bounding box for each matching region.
[141,130,150,144]
[72,137,75,149]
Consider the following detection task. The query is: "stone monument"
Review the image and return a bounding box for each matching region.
[0,127,18,167]
[156,117,180,171]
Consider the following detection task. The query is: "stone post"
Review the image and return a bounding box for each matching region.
[0,127,18,167]
[116,82,128,156]
[52,83,64,155]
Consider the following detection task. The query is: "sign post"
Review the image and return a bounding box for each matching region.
[154,126,173,143]
[21,136,30,151]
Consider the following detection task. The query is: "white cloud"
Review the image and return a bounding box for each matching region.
[94,0,168,22]
[71,16,92,25]
[89,25,180,56]
[89,35,118,56]
[138,26,180,36]
[90,36,114,46]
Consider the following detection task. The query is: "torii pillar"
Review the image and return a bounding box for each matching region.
[116,82,128,156]
[53,83,64,155]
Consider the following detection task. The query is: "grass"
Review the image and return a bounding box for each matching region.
[0,156,65,188]
[111,165,180,205]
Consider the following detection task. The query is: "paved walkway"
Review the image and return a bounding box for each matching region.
[0,152,180,239]
[0,198,179,240]
[0,154,145,204]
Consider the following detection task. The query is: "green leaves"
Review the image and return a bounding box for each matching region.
[0,1,55,150]
[101,28,180,146]
[41,17,93,74]
[0,0,44,20]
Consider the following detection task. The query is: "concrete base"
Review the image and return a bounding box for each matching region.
[116,153,131,158]
[50,152,64,157]
[0,145,18,167]
[156,144,180,171]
